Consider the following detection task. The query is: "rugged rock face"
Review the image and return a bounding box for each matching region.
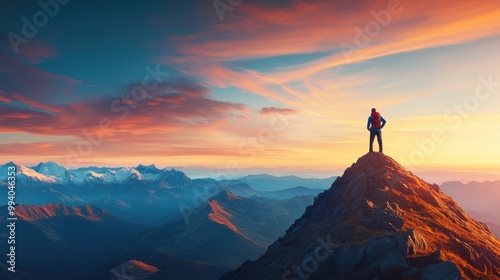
[221,153,500,280]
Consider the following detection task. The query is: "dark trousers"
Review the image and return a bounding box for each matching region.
[369,131,383,152]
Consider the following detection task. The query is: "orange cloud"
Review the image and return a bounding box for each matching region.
[0,79,247,136]
[160,0,500,109]
[0,91,12,102]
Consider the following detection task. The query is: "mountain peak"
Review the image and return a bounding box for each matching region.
[208,200,244,237]
[207,191,246,238]
[213,190,244,201]
[351,152,406,171]
[2,161,16,167]
[222,153,500,280]
[16,165,58,183]
[136,163,159,172]
[35,161,64,167]
[329,152,442,207]
[32,161,68,181]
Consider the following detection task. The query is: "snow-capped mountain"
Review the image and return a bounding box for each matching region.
[70,166,160,184]
[136,164,162,176]
[17,165,58,183]
[32,161,70,183]
[0,162,57,183]
[0,161,323,227]
[0,162,169,185]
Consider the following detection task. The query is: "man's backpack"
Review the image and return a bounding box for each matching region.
[371,112,381,129]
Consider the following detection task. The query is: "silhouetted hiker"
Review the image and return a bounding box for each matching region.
[367,108,386,153]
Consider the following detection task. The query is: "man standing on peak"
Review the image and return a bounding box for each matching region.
[367,108,387,153]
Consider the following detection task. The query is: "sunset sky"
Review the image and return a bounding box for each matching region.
[1,0,500,179]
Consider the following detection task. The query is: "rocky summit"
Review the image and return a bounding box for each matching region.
[221,153,500,280]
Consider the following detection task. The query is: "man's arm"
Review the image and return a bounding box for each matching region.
[367,116,371,130]
[381,116,387,128]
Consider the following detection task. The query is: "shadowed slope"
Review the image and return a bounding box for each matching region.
[0,204,145,280]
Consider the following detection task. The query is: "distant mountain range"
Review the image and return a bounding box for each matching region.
[0,161,324,226]
[0,162,335,189]
[415,169,500,185]
[441,180,500,237]
[222,174,335,191]
[261,186,325,199]
[0,161,189,185]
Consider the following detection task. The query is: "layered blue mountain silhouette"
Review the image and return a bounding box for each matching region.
[1,154,499,279]
[0,161,318,279]
[0,162,322,226]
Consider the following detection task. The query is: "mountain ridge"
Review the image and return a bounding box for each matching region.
[0,161,190,184]
[14,204,110,222]
[222,174,335,191]
[81,190,314,279]
[221,153,500,280]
